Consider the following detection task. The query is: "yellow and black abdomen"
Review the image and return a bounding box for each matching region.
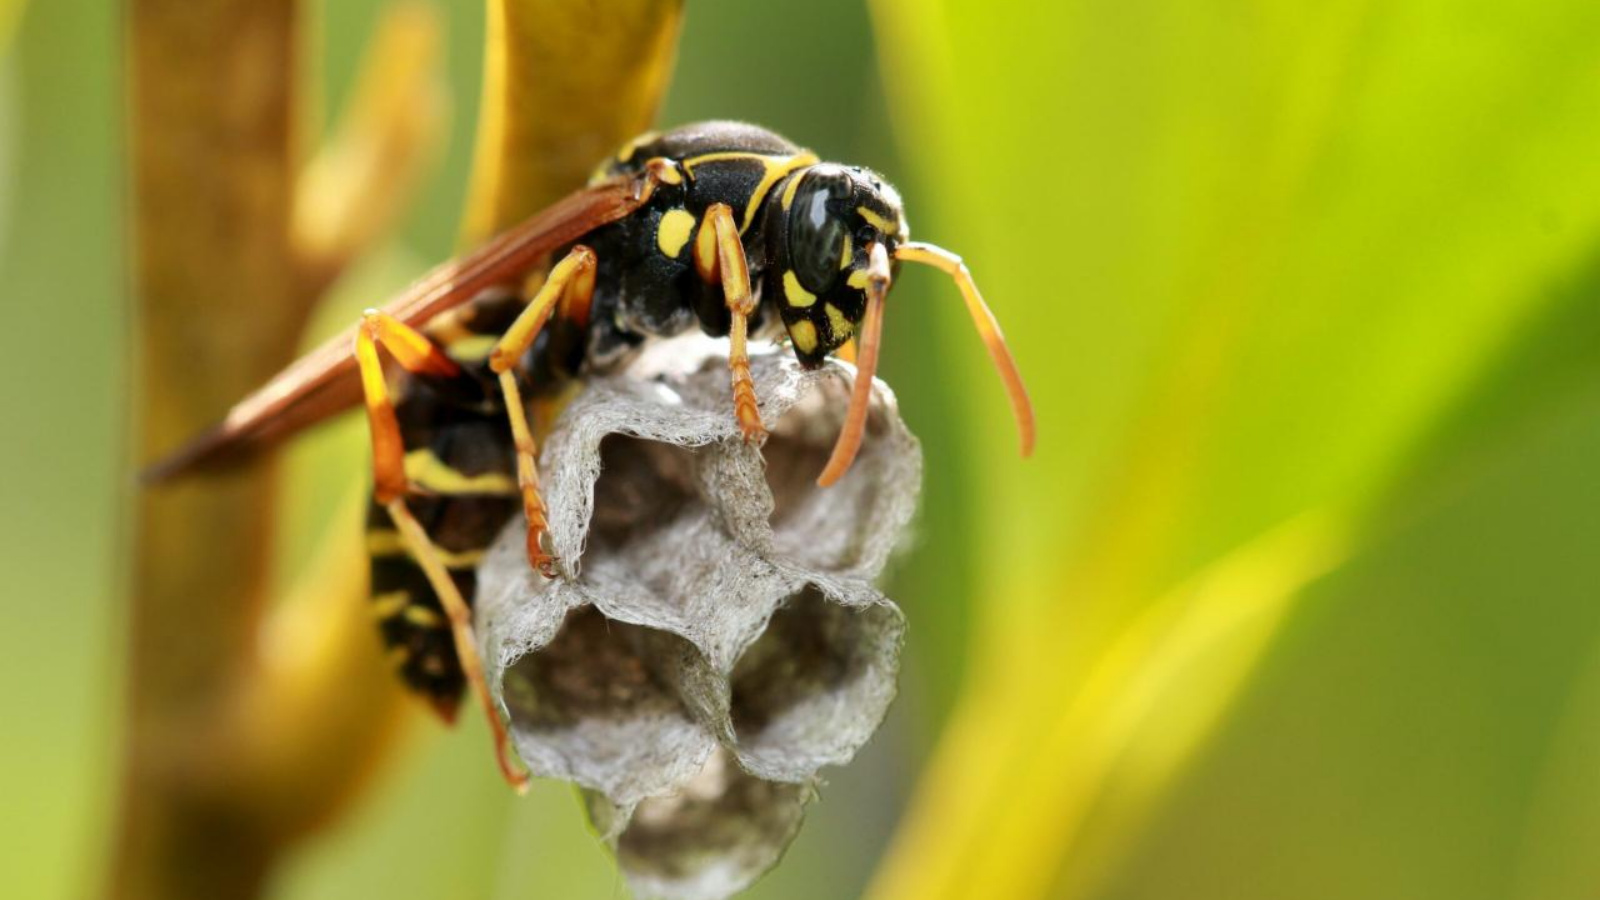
[365,366,520,720]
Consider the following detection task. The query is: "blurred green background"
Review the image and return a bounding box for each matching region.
[4,1,1598,899]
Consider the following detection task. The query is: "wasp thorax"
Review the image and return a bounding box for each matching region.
[768,164,908,368]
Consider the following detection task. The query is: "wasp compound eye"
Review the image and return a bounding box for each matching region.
[787,169,852,294]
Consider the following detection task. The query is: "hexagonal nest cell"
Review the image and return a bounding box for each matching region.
[725,585,904,781]
[760,372,919,579]
[587,749,813,900]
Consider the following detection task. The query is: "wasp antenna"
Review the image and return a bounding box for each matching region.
[893,242,1035,458]
[819,242,892,486]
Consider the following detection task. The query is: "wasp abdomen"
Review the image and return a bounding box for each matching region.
[366,375,520,719]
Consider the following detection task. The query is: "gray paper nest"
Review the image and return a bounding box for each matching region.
[475,336,923,900]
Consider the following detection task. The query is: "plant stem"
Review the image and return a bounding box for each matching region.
[109,2,688,896]
[462,0,685,240]
[112,2,321,896]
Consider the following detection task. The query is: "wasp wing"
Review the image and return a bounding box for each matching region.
[144,176,648,482]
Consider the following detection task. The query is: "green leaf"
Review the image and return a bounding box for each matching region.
[1100,377,1600,900]
[866,0,1600,896]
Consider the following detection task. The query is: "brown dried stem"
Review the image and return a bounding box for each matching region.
[113,1,425,897]
[111,1,688,898]
[117,3,307,897]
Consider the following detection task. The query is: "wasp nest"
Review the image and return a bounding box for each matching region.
[476,337,921,900]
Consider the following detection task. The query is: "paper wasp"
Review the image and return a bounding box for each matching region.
[148,121,1035,790]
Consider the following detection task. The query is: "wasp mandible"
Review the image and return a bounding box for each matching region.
[149,121,1035,790]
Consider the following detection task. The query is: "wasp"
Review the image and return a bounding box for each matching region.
[149,121,1035,790]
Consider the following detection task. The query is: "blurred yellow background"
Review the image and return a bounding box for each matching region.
[4,0,1598,898]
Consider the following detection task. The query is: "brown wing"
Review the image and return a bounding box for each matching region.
[144,175,649,483]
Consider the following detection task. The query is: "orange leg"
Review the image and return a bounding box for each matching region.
[694,202,765,442]
[489,246,597,577]
[818,243,891,487]
[893,242,1036,458]
[352,312,530,792]
[355,310,461,504]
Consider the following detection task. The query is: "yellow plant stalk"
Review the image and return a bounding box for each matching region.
[292,2,448,292]
[461,0,684,241]
[0,0,23,48]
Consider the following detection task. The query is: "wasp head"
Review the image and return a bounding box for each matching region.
[763,161,1033,489]
[765,164,906,368]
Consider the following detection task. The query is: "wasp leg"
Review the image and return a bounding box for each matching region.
[353,312,530,792]
[893,241,1036,458]
[385,499,529,793]
[489,245,598,578]
[694,202,765,443]
[355,310,462,503]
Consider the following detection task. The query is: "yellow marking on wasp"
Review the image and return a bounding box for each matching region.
[840,234,853,270]
[367,529,489,568]
[618,131,660,163]
[682,151,820,232]
[694,218,718,281]
[781,170,805,211]
[370,591,410,619]
[825,303,854,339]
[386,647,411,668]
[848,269,872,289]
[790,319,818,354]
[657,208,696,258]
[857,205,899,235]
[404,448,518,496]
[645,156,684,185]
[784,270,817,308]
[443,334,497,363]
[404,605,446,628]
[681,150,787,167]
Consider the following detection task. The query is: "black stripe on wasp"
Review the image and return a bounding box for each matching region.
[147,120,1036,791]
